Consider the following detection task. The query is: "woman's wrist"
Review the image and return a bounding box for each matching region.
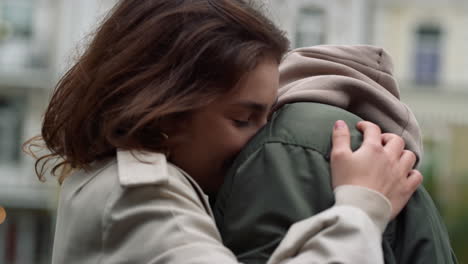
[334,185,392,233]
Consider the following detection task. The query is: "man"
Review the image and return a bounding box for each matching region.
[213,45,457,264]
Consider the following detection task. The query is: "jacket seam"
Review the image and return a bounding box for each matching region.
[99,168,122,264]
[401,104,411,138]
[291,49,390,75]
[167,172,212,248]
[99,173,201,263]
[236,139,329,167]
[375,49,384,87]
[169,206,192,246]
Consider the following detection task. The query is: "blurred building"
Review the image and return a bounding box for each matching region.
[373,0,468,190]
[270,0,468,259]
[1,0,467,263]
[270,0,468,195]
[268,0,373,47]
[0,0,117,263]
[372,0,468,258]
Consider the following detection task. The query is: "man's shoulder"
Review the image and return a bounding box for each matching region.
[245,103,364,157]
[271,103,362,142]
[273,103,362,128]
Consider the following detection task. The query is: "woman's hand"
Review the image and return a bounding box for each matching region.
[331,120,423,219]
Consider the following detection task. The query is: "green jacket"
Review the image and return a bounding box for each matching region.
[213,102,457,264]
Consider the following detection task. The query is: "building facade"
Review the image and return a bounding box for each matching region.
[372,1,468,258]
[269,0,468,193]
[0,0,117,263]
[372,0,468,195]
[268,0,373,47]
[1,0,467,262]
[270,0,468,259]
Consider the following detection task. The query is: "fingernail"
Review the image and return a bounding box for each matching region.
[335,120,346,130]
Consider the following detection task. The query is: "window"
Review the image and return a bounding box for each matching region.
[0,0,50,70]
[414,25,443,85]
[0,96,24,164]
[1,1,34,39]
[295,7,325,48]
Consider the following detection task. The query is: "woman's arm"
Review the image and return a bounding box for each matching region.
[268,186,391,264]
[100,120,420,263]
[99,161,391,263]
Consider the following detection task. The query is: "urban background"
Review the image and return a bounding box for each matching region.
[0,0,467,263]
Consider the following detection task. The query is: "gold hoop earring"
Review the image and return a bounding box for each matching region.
[160,132,169,140]
[160,132,171,159]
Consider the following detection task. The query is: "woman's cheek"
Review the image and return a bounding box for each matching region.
[233,134,252,153]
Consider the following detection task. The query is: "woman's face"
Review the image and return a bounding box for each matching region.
[169,58,279,193]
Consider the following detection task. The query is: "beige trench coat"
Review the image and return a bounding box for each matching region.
[51,150,391,264]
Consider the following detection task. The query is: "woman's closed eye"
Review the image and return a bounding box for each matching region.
[232,118,252,128]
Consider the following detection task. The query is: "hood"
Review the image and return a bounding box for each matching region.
[277,45,423,164]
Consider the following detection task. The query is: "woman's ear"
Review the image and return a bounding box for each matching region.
[159,113,192,148]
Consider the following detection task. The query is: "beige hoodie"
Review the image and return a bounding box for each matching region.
[277,45,423,164]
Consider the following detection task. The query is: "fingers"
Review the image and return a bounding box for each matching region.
[407,169,423,191]
[382,133,405,157]
[400,150,417,170]
[357,121,382,146]
[331,120,352,157]
[382,133,417,170]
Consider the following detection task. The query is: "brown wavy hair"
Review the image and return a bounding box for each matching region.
[23,0,289,183]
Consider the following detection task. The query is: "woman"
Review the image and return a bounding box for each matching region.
[24,0,422,263]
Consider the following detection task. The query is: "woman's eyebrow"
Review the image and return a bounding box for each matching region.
[231,100,269,112]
